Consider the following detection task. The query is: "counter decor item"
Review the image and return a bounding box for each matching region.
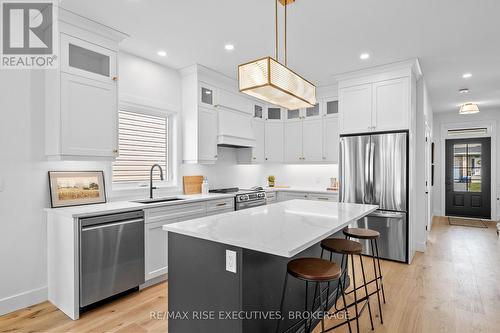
[201,177,209,194]
[183,175,204,194]
[48,171,106,208]
[268,175,276,187]
[328,177,339,191]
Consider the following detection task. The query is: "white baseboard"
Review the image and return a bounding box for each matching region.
[415,241,426,253]
[0,286,47,316]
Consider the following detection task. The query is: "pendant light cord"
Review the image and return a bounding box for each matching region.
[275,0,278,61]
[284,1,287,66]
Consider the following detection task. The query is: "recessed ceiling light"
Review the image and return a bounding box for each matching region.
[459,88,469,94]
[360,53,370,60]
[462,73,472,79]
[157,50,167,57]
[224,44,235,51]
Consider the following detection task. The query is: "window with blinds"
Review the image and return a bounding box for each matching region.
[113,110,168,183]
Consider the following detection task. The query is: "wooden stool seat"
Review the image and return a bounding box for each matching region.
[343,227,380,239]
[287,258,341,282]
[321,238,362,255]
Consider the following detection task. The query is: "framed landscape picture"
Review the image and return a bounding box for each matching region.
[48,171,107,208]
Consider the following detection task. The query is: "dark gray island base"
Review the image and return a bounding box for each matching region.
[168,231,348,333]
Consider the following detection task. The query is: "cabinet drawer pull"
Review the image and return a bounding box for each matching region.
[216,203,227,207]
[317,197,330,200]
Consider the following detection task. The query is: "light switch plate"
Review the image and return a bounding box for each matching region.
[225,250,237,273]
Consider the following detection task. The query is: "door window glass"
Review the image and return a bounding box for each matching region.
[453,143,481,192]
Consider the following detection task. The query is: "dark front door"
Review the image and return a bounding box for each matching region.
[445,138,491,219]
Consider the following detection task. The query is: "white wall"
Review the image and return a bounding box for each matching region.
[183,147,338,189]
[432,109,499,219]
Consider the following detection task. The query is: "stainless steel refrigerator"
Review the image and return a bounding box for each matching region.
[339,131,408,263]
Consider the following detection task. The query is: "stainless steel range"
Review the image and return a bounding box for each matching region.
[209,187,267,210]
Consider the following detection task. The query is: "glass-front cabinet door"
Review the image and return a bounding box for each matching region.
[199,83,216,108]
[61,34,117,83]
[325,99,339,117]
[266,106,283,121]
[305,103,320,119]
[254,104,264,119]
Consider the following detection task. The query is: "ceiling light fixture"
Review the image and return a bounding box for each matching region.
[459,88,469,94]
[238,0,316,110]
[157,50,167,57]
[360,53,370,60]
[459,102,480,114]
[462,73,472,79]
[224,44,235,51]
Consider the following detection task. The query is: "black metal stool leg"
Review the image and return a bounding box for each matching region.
[374,239,386,304]
[338,277,353,333]
[304,281,309,333]
[276,273,288,333]
[359,254,374,330]
[333,253,345,312]
[317,282,325,333]
[350,254,360,333]
[370,240,383,324]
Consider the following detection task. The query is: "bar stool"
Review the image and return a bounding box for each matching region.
[320,238,375,332]
[343,228,386,324]
[276,257,352,333]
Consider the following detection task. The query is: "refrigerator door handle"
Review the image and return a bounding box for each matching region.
[364,140,371,203]
[369,138,375,203]
[368,211,405,219]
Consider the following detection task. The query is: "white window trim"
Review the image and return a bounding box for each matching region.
[111,100,177,192]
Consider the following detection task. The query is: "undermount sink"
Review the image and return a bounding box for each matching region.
[134,197,185,204]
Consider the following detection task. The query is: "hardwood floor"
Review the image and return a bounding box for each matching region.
[1,216,499,333]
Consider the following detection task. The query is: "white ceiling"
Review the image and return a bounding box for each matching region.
[61,0,500,113]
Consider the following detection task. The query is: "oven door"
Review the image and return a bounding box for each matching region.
[236,199,266,210]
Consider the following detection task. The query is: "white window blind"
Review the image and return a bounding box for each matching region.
[113,110,168,183]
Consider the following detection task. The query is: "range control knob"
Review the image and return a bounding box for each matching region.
[239,195,249,201]
[258,193,266,198]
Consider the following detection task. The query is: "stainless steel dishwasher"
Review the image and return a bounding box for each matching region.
[79,210,145,308]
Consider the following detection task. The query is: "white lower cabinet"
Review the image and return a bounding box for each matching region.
[278,191,339,202]
[144,199,235,282]
[145,220,170,281]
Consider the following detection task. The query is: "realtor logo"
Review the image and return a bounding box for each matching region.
[1,0,58,69]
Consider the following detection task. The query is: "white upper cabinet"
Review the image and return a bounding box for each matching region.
[217,89,253,114]
[338,62,418,134]
[339,83,373,134]
[284,121,302,162]
[323,117,340,163]
[265,122,284,162]
[45,9,127,160]
[198,107,218,162]
[302,119,323,161]
[60,73,117,157]
[372,77,409,131]
[60,34,117,83]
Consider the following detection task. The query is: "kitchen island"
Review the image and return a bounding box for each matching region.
[163,200,377,333]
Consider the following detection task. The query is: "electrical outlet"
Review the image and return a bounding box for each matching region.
[225,250,237,273]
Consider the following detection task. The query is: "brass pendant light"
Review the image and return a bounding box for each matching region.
[238,0,317,109]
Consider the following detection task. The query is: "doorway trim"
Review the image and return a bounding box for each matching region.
[440,120,497,220]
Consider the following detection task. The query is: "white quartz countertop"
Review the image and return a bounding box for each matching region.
[163,200,377,258]
[44,193,235,218]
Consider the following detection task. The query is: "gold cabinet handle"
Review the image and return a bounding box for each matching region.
[216,202,227,207]
[113,149,118,154]
[112,76,118,81]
